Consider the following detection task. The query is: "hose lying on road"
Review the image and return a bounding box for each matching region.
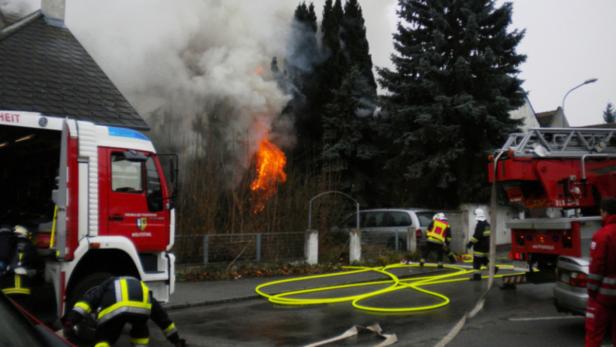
[255,262,525,314]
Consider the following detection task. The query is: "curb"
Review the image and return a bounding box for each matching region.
[165,295,260,311]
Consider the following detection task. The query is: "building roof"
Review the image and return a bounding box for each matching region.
[535,109,559,127]
[0,12,148,130]
[580,123,616,129]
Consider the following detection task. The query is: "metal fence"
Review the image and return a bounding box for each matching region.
[360,230,410,262]
[174,232,305,265]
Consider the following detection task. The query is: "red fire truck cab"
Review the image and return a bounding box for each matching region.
[489,128,616,271]
[0,110,177,317]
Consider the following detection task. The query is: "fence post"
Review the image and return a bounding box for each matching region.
[407,226,417,254]
[349,229,361,263]
[256,233,262,262]
[203,234,209,265]
[305,229,319,265]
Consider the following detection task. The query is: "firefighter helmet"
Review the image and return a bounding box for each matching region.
[474,208,487,221]
[14,225,29,238]
[433,212,447,221]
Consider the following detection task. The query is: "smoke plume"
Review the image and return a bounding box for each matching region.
[65,1,296,185]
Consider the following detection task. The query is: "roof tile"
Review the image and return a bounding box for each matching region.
[0,14,148,130]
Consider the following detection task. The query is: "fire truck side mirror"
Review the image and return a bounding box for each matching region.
[158,154,179,208]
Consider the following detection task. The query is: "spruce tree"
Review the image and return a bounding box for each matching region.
[378,0,526,207]
[287,2,322,164]
[341,0,377,91]
[322,67,381,201]
[320,0,346,89]
[603,102,615,123]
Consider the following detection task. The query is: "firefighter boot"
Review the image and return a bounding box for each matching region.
[448,253,456,264]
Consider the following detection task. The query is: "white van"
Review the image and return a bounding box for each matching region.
[337,208,437,251]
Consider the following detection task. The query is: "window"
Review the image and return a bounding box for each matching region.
[111,153,143,193]
[364,212,382,227]
[416,212,437,227]
[392,212,412,227]
[146,157,163,212]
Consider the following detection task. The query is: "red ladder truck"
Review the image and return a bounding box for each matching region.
[0,110,177,319]
[489,127,616,273]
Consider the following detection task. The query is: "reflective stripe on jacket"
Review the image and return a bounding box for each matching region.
[1,274,31,295]
[470,220,490,254]
[97,278,151,323]
[427,220,450,244]
[72,277,152,324]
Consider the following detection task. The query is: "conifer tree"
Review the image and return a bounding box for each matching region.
[603,102,615,123]
[341,0,376,91]
[378,0,526,207]
[322,67,381,200]
[287,2,322,164]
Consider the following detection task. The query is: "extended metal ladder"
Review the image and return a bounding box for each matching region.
[498,128,616,158]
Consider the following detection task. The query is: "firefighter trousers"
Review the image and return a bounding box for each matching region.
[585,297,616,347]
[95,314,150,347]
[421,242,445,264]
[472,254,488,272]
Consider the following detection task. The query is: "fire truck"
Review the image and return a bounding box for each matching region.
[489,127,616,273]
[0,110,177,318]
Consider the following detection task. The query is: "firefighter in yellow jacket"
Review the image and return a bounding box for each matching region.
[63,276,186,347]
[420,213,452,269]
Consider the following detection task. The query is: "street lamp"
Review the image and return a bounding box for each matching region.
[561,78,598,115]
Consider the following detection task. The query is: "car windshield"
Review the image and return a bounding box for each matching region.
[416,212,436,227]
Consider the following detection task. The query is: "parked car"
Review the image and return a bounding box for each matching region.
[554,256,589,315]
[335,208,437,251]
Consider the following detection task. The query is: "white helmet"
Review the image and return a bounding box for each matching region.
[14,225,29,238]
[433,212,447,221]
[474,208,486,221]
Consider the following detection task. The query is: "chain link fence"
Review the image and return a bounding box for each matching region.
[174,232,305,265]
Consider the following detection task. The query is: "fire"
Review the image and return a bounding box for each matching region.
[250,136,287,213]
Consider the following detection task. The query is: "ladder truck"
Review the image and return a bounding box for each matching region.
[489,127,616,273]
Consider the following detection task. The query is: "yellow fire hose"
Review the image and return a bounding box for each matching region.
[256,262,524,314]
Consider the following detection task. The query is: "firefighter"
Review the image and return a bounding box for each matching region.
[420,213,451,269]
[466,208,497,281]
[0,225,37,311]
[585,198,616,347]
[63,276,187,347]
[0,225,15,273]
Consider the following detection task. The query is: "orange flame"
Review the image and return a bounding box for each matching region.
[250,136,287,213]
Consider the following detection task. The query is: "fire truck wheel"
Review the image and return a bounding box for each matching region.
[65,272,112,343]
[67,272,112,311]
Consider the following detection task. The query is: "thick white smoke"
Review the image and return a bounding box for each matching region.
[66,0,299,185]
[2,0,397,184]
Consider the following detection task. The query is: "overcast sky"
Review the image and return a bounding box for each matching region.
[2,0,615,126]
[356,0,616,126]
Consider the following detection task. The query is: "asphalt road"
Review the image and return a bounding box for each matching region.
[449,283,606,347]
[118,271,604,346]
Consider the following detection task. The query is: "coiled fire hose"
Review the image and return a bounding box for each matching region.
[256,262,524,314]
